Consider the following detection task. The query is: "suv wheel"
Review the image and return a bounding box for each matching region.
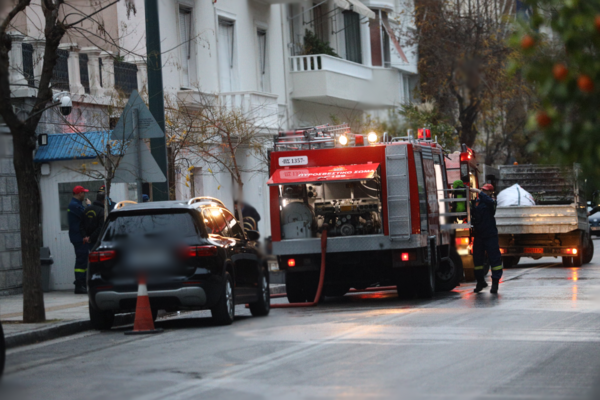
[211,271,235,325]
[249,266,270,317]
[89,302,115,330]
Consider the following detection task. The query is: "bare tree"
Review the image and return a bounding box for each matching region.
[166,91,276,230]
[0,0,135,322]
[408,0,524,154]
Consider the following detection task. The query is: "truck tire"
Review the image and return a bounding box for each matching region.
[562,257,572,267]
[395,268,415,299]
[285,271,306,303]
[584,234,594,264]
[573,251,583,267]
[89,302,115,331]
[303,271,322,303]
[502,256,520,269]
[324,284,351,297]
[435,246,463,292]
[416,263,435,298]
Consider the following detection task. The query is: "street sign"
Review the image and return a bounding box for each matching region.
[111,93,167,200]
[111,90,164,141]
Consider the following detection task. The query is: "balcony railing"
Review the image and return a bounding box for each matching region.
[51,49,70,91]
[21,43,35,87]
[290,54,373,80]
[114,60,138,95]
[219,91,279,129]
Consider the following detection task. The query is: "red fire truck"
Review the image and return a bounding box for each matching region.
[268,124,467,302]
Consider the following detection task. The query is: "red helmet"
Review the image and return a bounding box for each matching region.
[481,183,494,191]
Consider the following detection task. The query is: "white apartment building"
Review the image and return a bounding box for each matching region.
[160,0,419,236]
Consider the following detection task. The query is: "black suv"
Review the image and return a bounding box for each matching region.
[87,197,270,329]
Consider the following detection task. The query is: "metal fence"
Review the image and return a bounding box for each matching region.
[21,43,35,87]
[114,61,138,95]
[79,53,90,94]
[51,49,70,91]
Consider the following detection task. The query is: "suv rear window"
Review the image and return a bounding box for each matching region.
[102,212,199,241]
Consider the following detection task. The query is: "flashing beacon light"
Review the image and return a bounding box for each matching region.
[418,128,424,139]
[425,128,431,139]
[339,134,349,146]
[367,131,378,143]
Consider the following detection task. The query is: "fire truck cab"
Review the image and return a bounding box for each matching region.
[268,124,465,301]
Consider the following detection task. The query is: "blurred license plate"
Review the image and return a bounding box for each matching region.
[524,248,543,254]
[128,249,172,269]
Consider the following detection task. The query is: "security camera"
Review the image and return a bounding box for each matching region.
[59,95,72,116]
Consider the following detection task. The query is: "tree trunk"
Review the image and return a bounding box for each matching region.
[13,128,45,323]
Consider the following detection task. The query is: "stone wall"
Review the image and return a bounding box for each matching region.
[0,132,22,295]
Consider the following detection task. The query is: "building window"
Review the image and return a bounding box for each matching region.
[257,29,270,93]
[59,181,103,231]
[343,11,362,64]
[114,60,138,95]
[51,49,70,91]
[403,75,411,103]
[313,2,328,43]
[21,43,35,87]
[218,18,237,92]
[179,7,194,89]
[79,53,90,94]
[370,10,391,67]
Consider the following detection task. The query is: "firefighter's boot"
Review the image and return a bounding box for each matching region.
[473,278,488,293]
[490,278,500,294]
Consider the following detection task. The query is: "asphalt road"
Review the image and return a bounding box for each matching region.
[4,243,600,400]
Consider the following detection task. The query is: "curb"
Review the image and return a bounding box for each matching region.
[5,313,135,350]
[5,319,91,349]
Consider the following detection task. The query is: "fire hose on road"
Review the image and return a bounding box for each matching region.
[269,230,398,308]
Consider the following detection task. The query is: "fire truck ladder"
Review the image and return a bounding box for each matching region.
[385,144,411,240]
[438,188,471,230]
[274,123,351,151]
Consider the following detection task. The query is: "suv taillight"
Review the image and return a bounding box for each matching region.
[89,250,116,263]
[186,246,218,258]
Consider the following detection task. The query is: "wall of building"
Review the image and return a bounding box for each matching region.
[0,134,22,295]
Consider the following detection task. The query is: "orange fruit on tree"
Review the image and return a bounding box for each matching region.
[521,35,535,50]
[577,74,594,93]
[536,111,551,128]
[553,64,568,81]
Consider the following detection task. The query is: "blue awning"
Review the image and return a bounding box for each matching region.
[34,131,118,162]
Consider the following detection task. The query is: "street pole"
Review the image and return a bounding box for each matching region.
[133,108,143,203]
[145,0,169,201]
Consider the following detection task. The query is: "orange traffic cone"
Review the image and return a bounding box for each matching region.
[125,274,163,335]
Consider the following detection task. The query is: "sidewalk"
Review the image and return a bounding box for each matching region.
[1,284,287,349]
[1,291,92,349]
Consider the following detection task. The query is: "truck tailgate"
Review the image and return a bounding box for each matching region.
[496,205,588,235]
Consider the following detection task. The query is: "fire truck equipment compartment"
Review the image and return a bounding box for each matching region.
[267,163,380,186]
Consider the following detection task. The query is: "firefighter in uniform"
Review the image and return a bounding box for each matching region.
[68,186,91,294]
[84,190,106,246]
[470,183,502,294]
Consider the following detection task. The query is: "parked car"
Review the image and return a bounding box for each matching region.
[87,197,269,330]
[0,320,5,378]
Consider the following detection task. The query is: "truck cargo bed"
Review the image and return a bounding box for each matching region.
[496,205,588,235]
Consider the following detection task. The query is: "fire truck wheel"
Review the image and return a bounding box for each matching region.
[303,271,323,303]
[285,272,306,303]
[395,269,415,299]
[416,263,435,298]
[324,285,351,297]
[502,256,518,269]
[562,257,572,267]
[435,247,463,292]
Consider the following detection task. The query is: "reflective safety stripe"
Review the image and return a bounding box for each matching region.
[473,266,484,270]
[74,268,87,273]
[491,265,503,271]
